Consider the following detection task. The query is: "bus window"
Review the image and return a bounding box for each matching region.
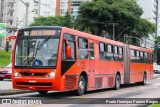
[62,34,76,60]
[119,47,123,61]
[131,49,136,62]
[136,50,140,63]
[78,38,88,59]
[144,52,149,63]
[99,42,105,60]
[114,46,119,61]
[140,51,144,63]
[89,42,94,60]
[106,44,114,61]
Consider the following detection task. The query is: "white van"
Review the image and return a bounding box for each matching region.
[153,63,160,73]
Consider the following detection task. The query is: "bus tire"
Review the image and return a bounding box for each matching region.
[141,73,147,85]
[38,90,48,95]
[77,76,86,96]
[115,74,121,90]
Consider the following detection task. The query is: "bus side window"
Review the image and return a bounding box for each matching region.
[62,34,76,60]
[140,51,144,63]
[119,47,123,61]
[131,49,136,62]
[99,42,105,60]
[78,38,88,59]
[89,42,94,60]
[106,44,114,61]
[114,46,119,61]
[136,50,140,63]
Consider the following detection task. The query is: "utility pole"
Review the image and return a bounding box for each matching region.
[19,0,29,27]
[38,0,41,17]
[155,0,159,62]
[0,0,2,22]
[109,23,119,40]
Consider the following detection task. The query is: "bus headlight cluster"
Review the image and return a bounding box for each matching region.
[46,70,56,78]
[14,70,21,77]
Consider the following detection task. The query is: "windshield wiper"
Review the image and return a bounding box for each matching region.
[31,41,40,65]
[22,37,29,65]
[37,37,50,50]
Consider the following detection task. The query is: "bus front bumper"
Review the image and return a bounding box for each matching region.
[12,77,62,91]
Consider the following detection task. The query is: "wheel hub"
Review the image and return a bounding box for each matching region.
[79,81,84,91]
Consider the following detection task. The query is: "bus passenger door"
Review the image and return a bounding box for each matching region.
[88,40,95,89]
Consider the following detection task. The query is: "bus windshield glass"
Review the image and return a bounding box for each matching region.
[15,29,60,67]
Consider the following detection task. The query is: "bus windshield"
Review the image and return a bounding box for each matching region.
[15,36,60,67]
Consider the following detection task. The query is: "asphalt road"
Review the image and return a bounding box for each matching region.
[0,77,160,107]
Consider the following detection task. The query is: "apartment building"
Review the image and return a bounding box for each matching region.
[0,0,56,48]
[55,0,91,19]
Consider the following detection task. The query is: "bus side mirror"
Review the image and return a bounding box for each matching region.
[5,35,17,52]
[5,41,9,52]
[66,46,72,59]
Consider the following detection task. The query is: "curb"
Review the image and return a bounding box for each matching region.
[0,89,35,96]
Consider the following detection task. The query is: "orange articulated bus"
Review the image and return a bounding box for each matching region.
[10,26,153,95]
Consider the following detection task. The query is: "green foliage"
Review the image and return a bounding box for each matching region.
[149,103,160,107]
[30,12,73,28]
[75,0,156,42]
[155,36,160,44]
[0,50,11,68]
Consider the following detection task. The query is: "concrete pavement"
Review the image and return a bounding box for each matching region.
[0,74,160,96]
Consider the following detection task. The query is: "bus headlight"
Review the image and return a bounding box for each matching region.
[46,70,56,78]
[14,70,21,77]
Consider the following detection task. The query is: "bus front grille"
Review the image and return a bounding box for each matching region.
[64,75,76,90]
[20,72,47,76]
[16,82,52,86]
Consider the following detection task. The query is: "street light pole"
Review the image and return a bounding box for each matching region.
[115,27,130,40]
[19,0,29,27]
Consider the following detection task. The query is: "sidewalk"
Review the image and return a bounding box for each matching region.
[0,74,160,96]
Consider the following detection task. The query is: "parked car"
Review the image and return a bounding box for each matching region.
[0,63,12,81]
[153,63,160,73]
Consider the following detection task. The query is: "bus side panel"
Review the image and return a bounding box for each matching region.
[61,60,90,91]
[147,63,153,81]
[130,63,140,83]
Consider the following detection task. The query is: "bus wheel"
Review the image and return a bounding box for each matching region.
[115,74,121,90]
[141,73,147,85]
[77,76,86,96]
[38,90,48,95]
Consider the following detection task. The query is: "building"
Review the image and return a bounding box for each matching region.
[16,0,55,28]
[136,0,159,36]
[55,0,91,18]
[0,0,56,48]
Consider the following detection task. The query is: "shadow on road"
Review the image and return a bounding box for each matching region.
[29,83,147,99]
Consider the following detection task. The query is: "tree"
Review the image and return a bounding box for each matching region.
[74,0,156,43]
[155,36,160,63]
[30,12,73,28]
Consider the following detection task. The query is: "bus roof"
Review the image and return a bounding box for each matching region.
[18,26,153,53]
[129,45,153,53]
[62,27,124,47]
[19,26,62,31]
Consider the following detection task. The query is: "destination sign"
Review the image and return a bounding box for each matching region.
[30,30,57,36]
[22,30,60,36]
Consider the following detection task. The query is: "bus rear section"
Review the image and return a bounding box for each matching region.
[123,44,153,85]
